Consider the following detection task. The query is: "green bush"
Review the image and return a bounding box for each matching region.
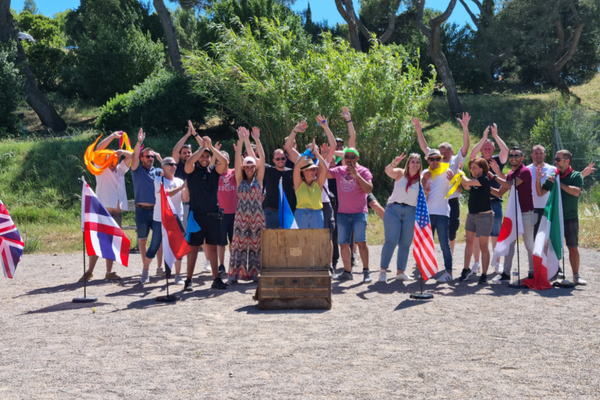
[24,43,65,92]
[0,41,26,138]
[186,19,434,196]
[96,69,207,136]
[74,24,163,104]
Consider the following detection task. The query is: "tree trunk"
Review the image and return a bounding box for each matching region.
[154,0,183,74]
[334,0,362,51]
[415,0,464,115]
[544,16,584,95]
[0,0,67,132]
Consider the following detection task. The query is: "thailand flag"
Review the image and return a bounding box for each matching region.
[160,183,191,269]
[413,185,438,280]
[278,178,298,229]
[81,181,130,266]
[0,200,24,279]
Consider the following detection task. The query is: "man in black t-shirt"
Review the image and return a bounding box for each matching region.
[469,123,508,274]
[184,136,229,290]
[263,149,296,229]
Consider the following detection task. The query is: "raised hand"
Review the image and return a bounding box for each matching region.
[392,152,406,167]
[294,121,308,133]
[315,115,328,129]
[457,112,470,128]
[347,162,357,177]
[482,126,490,140]
[188,120,197,136]
[311,138,318,154]
[489,159,501,174]
[137,128,145,143]
[341,107,351,121]
[214,141,222,151]
[320,142,330,155]
[411,118,422,132]
[446,169,454,180]
[582,162,596,178]
[112,131,124,138]
[491,123,498,138]
[202,136,212,148]
[237,127,249,141]
[425,179,432,193]
[251,127,260,140]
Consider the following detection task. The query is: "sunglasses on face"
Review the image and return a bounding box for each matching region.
[143,155,155,159]
[164,163,177,166]
[274,157,286,161]
[554,158,565,162]
[344,154,357,160]
[509,154,522,158]
[428,157,442,162]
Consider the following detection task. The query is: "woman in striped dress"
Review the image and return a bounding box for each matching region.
[228,126,266,283]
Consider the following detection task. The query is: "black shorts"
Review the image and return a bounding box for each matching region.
[187,212,222,246]
[448,199,460,241]
[367,193,377,205]
[564,218,579,248]
[219,213,235,246]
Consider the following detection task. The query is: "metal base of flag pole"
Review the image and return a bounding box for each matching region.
[554,279,576,289]
[410,292,434,300]
[508,281,528,289]
[156,295,178,303]
[73,296,97,303]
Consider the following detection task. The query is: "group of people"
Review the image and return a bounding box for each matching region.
[80,108,596,291]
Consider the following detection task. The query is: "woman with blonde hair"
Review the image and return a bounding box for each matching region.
[379,153,422,282]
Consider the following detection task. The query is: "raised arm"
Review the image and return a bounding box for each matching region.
[115,149,133,167]
[285,121,307,164]
[457,112,471,157]
[185,138,206,174]
[491,124,509,164]
[204,136,227,175]
[412,118,429,155]
[293,155,304,191]
[469,126,490,161]
[208,142,221,168]
[251,127,266,186]
[234,128,246,186]
[131,128,145,171]
[341,107,356,148]
[172,122,193,161]
[96,131,122,151]
[385,154,406,181]
[316,115,337,163]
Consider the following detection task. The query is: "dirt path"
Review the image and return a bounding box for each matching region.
[1,244,599,399]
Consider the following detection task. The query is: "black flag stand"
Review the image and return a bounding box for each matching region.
[410,267,434,300]
[509,180,527,289]
[156,179,179,303]
[556,253,575,288]
[73,232,98,303]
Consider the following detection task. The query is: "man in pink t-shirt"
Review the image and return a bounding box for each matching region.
[327,148,373,282]
[217,151,238,272]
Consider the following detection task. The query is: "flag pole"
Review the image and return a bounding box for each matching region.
[157,179,178,303]
[509,180,526,289]
[410,265,433,300]
[73,219,97,303]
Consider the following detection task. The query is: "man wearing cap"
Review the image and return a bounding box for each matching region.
[184,136,229,290]
[421,148,455,282]
[413,113,471,254]
[327,147,373,282]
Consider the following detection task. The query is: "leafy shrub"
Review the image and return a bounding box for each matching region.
[186,19,434,196]
[96,69,207,136]
[24,43,65,92]
[74,24,163,104]
[0,41,26,138]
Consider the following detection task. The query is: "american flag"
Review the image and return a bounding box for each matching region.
[412,186,438,281]
[82,181,130,267]
[0,200,24,279]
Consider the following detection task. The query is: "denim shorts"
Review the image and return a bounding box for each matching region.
[294,208,324,229]
[135,207,154,240]
[337,212,367,245]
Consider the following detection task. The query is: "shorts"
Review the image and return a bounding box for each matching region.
[337,212,367,245]
[448,199,460,241]
[564,218,579,248]
[187,212,222,246]
[135,207,154,240]
[465,212,493,237]
[109,211,123,228]
[218,213,235,246]
[294,208,324,229]
[323,202,335,241]
[490,200,503,237]
[367,193,377,206]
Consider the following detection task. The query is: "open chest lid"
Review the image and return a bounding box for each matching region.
[261,229,330,270]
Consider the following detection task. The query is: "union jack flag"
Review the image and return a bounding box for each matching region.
[81,181,130,267]
[412,186,438,281]
[0,200,24,279]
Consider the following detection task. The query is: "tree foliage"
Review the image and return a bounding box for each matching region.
[185,19,434,194]
[0,40,26,137]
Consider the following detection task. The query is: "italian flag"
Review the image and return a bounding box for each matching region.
[492,185,524,261]
[523,172,562,290]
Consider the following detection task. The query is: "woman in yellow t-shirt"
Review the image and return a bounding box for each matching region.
[293,140,328,229]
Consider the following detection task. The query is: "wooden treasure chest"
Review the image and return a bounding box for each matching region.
[254,229,332,310]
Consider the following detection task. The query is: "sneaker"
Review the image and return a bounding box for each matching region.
[211,277,227,290]
[574,274,587,286]
[471,262,480,275]
[478,274,488,285]
[140,270,150,284]
[78,271,93,282]
[218,265,227,279]
[184,278,193,291]
[459,268,472,282]
[174,274,184,285]
[379,270,387,282]
[557,268,565,279]
[527,272,534,280]
[204,259,211,272]
[492,273,510,282]
[495,262,504,274]
[363,269,372,283]
[333,271,353,281]
[104,272,121,280]
[395,272,414,281]
[436,271,453,282]
[156,267,166,276]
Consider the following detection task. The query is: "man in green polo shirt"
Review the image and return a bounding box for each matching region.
[535,150,588,285]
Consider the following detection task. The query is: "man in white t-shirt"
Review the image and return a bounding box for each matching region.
[413,113,470,253]
[526,144,555,238]
[79,132,132,282]
[422,149,456,282]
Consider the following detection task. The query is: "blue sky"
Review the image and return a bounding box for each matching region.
[12,0,471,26]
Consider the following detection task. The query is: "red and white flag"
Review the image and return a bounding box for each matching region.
[492,185,524,261]
[413,186,438,280]
[160,183,190,270]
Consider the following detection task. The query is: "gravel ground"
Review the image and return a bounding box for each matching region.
[1,243,599,399]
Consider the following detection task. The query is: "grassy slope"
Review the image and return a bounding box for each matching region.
[3,78,600,252]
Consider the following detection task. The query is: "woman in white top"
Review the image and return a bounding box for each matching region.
[379,153,422,282]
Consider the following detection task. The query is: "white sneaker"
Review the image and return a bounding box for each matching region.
[174,274,184,285]
[494,262,504,274]
[396,272,414,281]
[140,270,150,284]
[471,262,480,275]
[204,259,211,272]
[574,274,587,286]
[436,271,453,282]
[379,270,387,282]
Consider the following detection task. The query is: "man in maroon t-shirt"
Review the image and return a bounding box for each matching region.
[490,146,535,280]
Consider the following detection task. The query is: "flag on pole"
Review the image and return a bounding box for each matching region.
[279,178,298,229]
[81,181,130,267]
[492,185,524,261]
[523,172,563,290]
[413,185,438,281]
[0,200,24,279]
[160,183,191,270]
